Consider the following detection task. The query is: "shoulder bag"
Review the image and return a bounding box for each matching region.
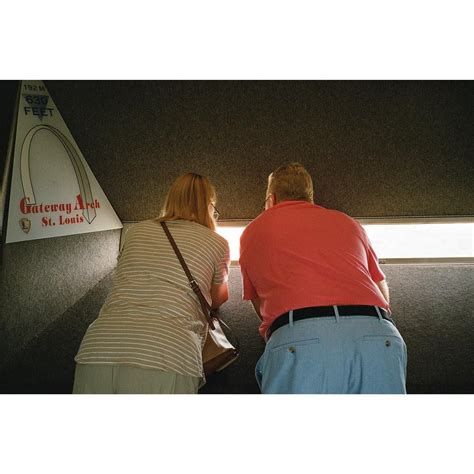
[160,221,240,377]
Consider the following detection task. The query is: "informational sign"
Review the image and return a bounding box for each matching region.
[5,80,122,243]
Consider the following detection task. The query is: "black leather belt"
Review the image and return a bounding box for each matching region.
[266,305,394,340]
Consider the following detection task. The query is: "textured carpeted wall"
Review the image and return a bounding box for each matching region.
[43,80,473,219]
[0,81,18,234]
[0,80,473,393]
[0,230,121,373]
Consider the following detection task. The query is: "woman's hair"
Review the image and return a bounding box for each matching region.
[158,173,217,230]
[266,162,314,203]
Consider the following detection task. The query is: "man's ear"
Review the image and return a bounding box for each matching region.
[267,193,277,208]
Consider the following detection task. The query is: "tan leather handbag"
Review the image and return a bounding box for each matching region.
[160,221,239,377]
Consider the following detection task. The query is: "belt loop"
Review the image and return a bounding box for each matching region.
[374,306,383,321]
[289,310,294,327]
[333,305,340,323]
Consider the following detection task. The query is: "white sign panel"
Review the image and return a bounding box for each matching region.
[6,80,122,243]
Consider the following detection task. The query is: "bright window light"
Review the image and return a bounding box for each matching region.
[216,222,474,262]
[363,223,473,259]
[216,226,244,261]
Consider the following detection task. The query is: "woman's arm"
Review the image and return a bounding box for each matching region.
[210,282,229,309]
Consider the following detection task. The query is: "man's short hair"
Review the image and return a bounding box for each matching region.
[267,162,314,203]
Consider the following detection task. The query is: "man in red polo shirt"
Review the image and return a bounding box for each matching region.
[239,163,407,394]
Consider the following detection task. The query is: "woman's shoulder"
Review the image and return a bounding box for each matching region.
[175,220,229,250]
[121,220,164,244]
[128,219,160,233]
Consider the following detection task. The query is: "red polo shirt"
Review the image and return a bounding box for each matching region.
[239,201,389,338]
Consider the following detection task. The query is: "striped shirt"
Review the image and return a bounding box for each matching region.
[75,219,230,379]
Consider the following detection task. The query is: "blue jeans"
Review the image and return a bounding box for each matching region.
[256,312,407,394]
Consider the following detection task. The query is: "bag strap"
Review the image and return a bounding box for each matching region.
[160,221,216,330]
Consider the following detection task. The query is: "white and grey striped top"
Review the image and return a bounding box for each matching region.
[74,219,230,379]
